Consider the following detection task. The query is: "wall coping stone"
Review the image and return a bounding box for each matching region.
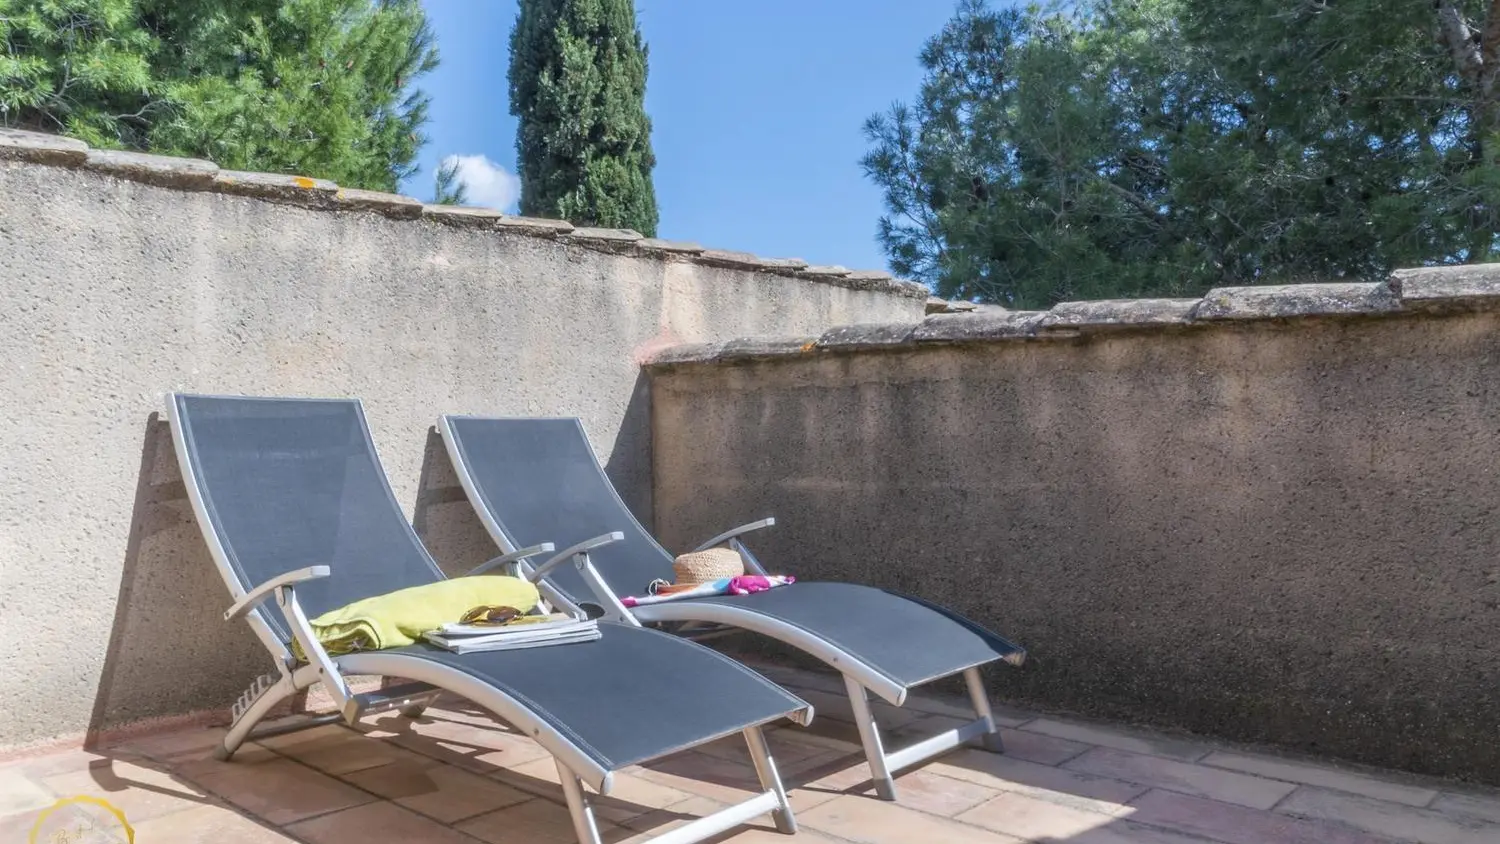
[0,128,924,300]
[0,127,88,166]
[567,226,643,243]
[816,322,918,350]
[1039,298,1199,331]
[83,149,218,189]
[643,263,1500,369]
[215,170,339,206]
[1191,280,1401,320]
[336,187,423,219]
[638,238,705,254]
[800,265,853,277]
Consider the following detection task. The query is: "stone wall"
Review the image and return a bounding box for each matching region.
[647,266,1500,783]
[0,129,925,750]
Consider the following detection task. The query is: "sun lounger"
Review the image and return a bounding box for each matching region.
[168,394,811,844]
[439,415,1027,801]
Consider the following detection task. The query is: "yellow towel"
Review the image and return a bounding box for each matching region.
[290,576,541,659]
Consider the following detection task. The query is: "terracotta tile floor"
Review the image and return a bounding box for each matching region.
[6,663,1499,844]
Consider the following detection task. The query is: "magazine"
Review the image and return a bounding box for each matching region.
[422,611,600,654]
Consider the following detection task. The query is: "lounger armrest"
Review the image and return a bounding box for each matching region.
[467,542,556,577]
[224,566,331,622]
[691,518,776,552]
[529,531,626,582]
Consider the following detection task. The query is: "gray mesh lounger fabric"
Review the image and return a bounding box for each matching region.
[169,395,809,803]
[388,628,797,770]
[439,415,1026,691]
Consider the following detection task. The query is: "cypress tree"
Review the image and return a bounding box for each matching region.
[508,0,658,236]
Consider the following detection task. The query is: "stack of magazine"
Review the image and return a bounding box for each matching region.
[423,612,600,654]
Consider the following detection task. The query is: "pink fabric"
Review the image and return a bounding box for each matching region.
[621,575,795,608]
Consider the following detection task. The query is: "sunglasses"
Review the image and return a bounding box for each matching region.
[459,605,525,626]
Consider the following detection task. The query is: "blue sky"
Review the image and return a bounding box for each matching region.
[401,0,959,273]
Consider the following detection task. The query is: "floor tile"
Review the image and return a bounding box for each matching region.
[360,711,552,773]
[287,800,481,844]
[110,728,229,761]
[1431,791,1500,825]
[128,804,297,843]
[457,797,621,844]
[497,757,695,823]
[342,757,529,822]
[1277,785,1500,844]
[266,727,428,776]
[617,795,848,844]
[167,742,279,781]
[1065,747,1296,809]
[1059,819,1222,844]
[696,729,827,768]
[12,748,149,780]
[0,802,109,843]
[1199,750,1438,807]
[184,757,375,825]
[1129,788,1401,844]
[0,769,55,817]
[1023,718,1211,762]
[846,768,999,817]
[42,758,214,823]
[992,726,1093,766]
[957,790,1123,839]
[799,793,1022,843]
[792,688,926,730]
[927,748,1149,813]
[633,751,763,805]
[901,691,1035,728]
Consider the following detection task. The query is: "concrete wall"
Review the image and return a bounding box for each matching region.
[0,130,925,750]
[648,267,1500,784]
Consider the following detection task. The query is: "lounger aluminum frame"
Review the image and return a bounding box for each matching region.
[167,395,811,844]
[439,415,1028,802]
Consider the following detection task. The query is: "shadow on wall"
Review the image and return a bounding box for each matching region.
[413,425,500,576]
[87,414,268,741]
[604,371,653,531]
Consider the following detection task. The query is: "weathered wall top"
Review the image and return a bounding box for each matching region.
[645,263,1500,368]
[0,127,927,301]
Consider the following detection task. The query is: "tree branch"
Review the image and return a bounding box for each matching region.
[1481,0,1500,95]
[1436,0,1484,85]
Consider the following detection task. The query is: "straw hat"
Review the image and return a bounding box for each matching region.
[651,548,744,594]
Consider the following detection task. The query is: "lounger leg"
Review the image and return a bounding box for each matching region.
[843,675,897,801]
[964,667,1004,753]
[217,672,301,761]
[744,726,796,834]
[555,759,605,844]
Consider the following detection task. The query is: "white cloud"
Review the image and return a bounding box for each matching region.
[441,154,521,211]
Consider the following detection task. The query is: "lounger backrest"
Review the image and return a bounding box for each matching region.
[443,416,674,606]
[172,394,446,642]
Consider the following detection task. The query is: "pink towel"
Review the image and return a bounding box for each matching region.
[621,575,795,608]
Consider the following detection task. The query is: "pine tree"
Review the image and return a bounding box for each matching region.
[864,0,1500,307]
[432,156,469,205]
[0,0,437,191]
[508,0,658,235]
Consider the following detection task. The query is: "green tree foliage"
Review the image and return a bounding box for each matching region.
[0,0,436,191]
[509,0,657,235]
[864,0,1500,306]
[0,0,158,145]
[432,155,468,205]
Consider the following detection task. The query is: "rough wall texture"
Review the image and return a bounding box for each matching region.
[0,136,923,750]
[649,267,1500,784]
